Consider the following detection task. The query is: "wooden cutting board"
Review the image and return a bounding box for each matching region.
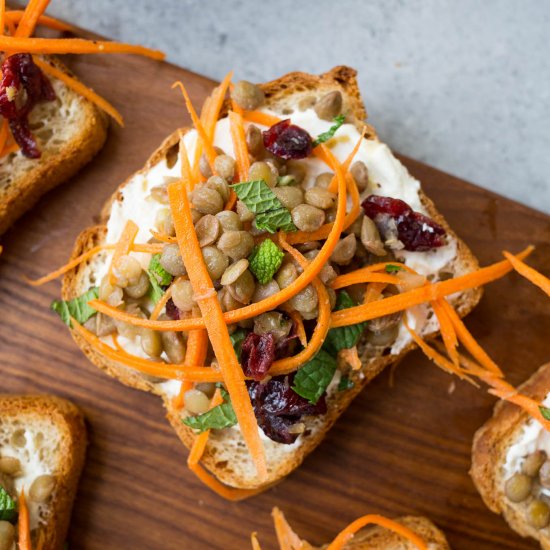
[1,35,549,550]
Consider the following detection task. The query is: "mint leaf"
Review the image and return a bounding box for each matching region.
[249,239,284,284]
[51,287,99,327]
[385,264,402,273]
[312,114,346,147]
[540,406,550,421]
[182,391,237,432]
[292,349,337,404]
[323,290,367,354]
[338,375,355,391]
[149,254,172,286]
[147,274,164,304]
[230,328,248,360]
[0,487,17,522]
[231,180,297,233]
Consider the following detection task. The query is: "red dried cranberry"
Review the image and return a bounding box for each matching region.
[248,374,327,444]
[362,195,446,251]
[0,54,56,159]
[241,332,276,381]
[263,119,312,160]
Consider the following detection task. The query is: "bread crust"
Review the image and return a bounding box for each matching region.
[63,66,481,490]
[471,362,550,549]
[0,56,109,236]
[0,394,87,550]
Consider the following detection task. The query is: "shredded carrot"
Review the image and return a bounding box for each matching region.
[430,299,459,369]
[242,110,281,127]
[173,81,218,174]
[0,120,10,157]
[178,132,193,191]
[150,229,177,243]
[250,533,263,550]
[330,247,534,328]
[331,271,401,290]
[33,56,124,126]
[228,110,250,181]
[5,10,73,32]
[150,284,173,321]
[14,0,50,38]
[438,298,503,377]
[272,507,305,550]
[204,71,233,143]
[108,220,139,285]
[0,36,165,59]
[190,95,212,184]
[0,1,5,36]
[173,380,193,410]
[503,250,550,297]
[364,282,386,304]
[168,180,267,479]
[327,126,366,193]
[339,346,362,371]
[0,141,19,157]
[326,514,427,550]
[283,308,307,347]
[18,489,31,550]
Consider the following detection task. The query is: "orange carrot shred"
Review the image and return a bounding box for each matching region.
[18,489,32,550]
[0,1,4,37]
[339,346,362,371]
[150,284,173,321]
[242,110,281,127]
[326,126,366,193]
[331,271,401,290]
[0,141,19,157]
[172,380,193,410]
[204,71,233,141]
[14,0,50,38]
[108,220,139,285]
[326,514,427,550]
[250,533,263,550]
[503,250,550,297]
[430,299,460,369]
[363,282,386,304]
[177,131,193,191]
[272,507,305,550]
[228,110,250,181]
[284,308,307,347]
[168,180,267,479]
[33,56,124,126]
[0,120,10,156]
[5,10,73,32]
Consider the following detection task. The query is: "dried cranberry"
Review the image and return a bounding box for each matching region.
[248,374,327,444]
[0,54,56,159]
[263,119,312,160]
[165,298,181,320]
[362,195,446,251]
[241,332,276,381]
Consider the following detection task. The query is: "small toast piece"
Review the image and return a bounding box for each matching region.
[471,362,550,549]
[64,66,481,490]
[0,395,87,549]
[0,57,109,236]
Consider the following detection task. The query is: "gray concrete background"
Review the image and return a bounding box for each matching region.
[49,0,550,213]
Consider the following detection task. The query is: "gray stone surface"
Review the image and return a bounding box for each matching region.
[50,0,550,213]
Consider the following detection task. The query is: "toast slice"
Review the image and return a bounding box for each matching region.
[0,395,87,549]
[0,56,109,236]
[63,66,481,490]
[471,362,550,549]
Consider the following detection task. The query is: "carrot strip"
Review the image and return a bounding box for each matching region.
[168,181,267,479]
[326,514,427,550]
[14,0,50,38]
[438,298,503,377]
[250,533,263,550]
[364,282,386,304]
[0,36,165,59]
[242,110,281,127]
[150,284,173,321]
[0,120,10,157]
[150,229,177,243]
[430,299,459,369]
[108,220,139,285]
[331,271,401,290]
[272,507,305,550]
[72,319,221,381]
[0,141,19,157]
[173,81,218,174]
[331,247,534,328]
[339,346,362,371]
[283,308,307,347]
[18,490,31,550]
[172,380,193,410]
[5,10,73,32]
[33,56,124,126]
[327,126,366,193]
[0,1,4,37]
[228,110,250,181]
[189,96,212,184]
[204,71,233,142]
[177,132,193,191]
[503,251,550,297]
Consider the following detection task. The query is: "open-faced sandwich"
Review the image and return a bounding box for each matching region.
[0,0,164,235]
[251,507,449,549]
[0,395,86,549]
[472,362,550,548]
[31,65,550,499]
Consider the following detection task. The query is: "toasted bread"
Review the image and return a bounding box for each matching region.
[471,362,550,549]
[0,56,109,236]
[0,394,87,549]
[63,66,482,490]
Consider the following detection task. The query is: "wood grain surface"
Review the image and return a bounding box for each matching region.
[1,38,549,550]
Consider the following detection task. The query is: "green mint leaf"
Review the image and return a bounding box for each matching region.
[182,393,237,433]
[292,349,337,404]
[0,487,17,523]
[230,328,248,360]
[51,287,99,327]
[338,375,355,392]
[231,180,297,233]
[312,114,346,147]
[277,175,296,186]
[323,290,367,354]
[147,274,164,305]
[148,254,172,286]
[385,264,403,273]
[540,406,550,421]
[249,239,284,284]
